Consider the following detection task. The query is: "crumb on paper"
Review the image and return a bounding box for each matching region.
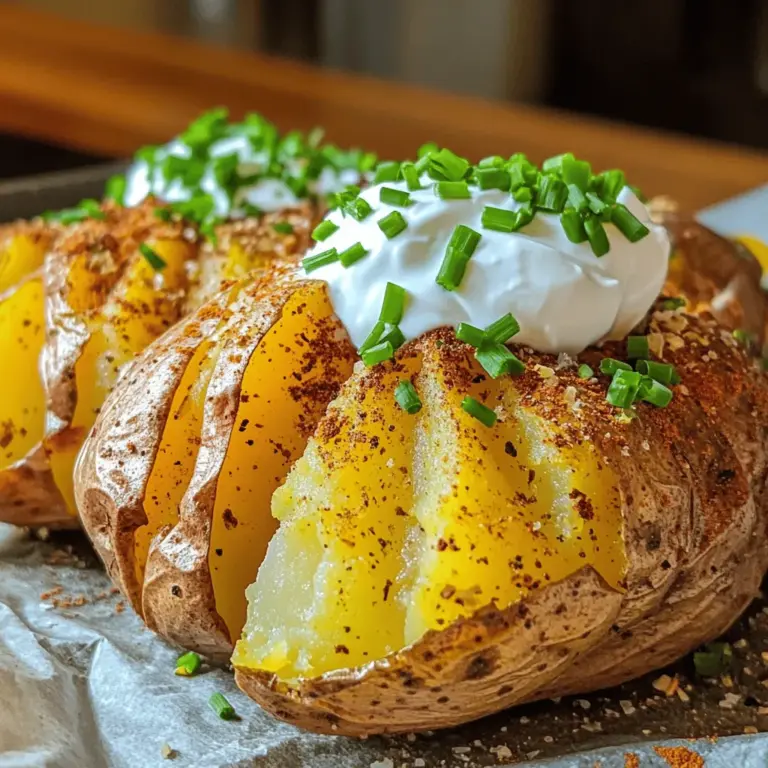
[653,745,704,768]
[370,759,394,768]
[160,743,177,759]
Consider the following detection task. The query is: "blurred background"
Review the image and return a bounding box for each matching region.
[1,0,767,180]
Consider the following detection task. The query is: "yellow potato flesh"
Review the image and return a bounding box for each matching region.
[0,235,47,294]
[236,340,625,680]
[233,354,418,677]
[0,278,46,470]
[210,283,356,643]
[49,240,192,515]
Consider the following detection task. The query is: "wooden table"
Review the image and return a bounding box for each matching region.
[0,5,766,210]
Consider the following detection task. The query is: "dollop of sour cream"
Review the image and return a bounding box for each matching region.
[124,134,362,217]
[305,180,670,355]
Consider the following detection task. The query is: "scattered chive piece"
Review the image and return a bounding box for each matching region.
[435,181,471,200]
[153,207,173,222]
[394,380,422,414]
[639,377,673,407]
[566,184,589,212]
[561,156,592,191]
[485,313,520,343]
[436,225,481,291]
[578,363,594,379]
[478,155,505,169]
[542,153,572,175]
[600,358,633,376]
[611,203,650,242]
[400,162,422,191]
[378,211,408,239]
[475,168,511,191]
[512,186,533,203]
[42,199,106,225]
[139,242,167,271]
[175,651,202,677]
[475,343,525,378]
[627,335,650,359]
[584,215,610,257]
[662,296,686,311]
[377,323,406,350]
[417,141,439,159]
[357,321,386,356]
[606,369,643,408]
[429,148,470,182]
[362,341,394,367]
[515,206,535,229]
[481,206,518,233]
[379,282,406,324]
[343,196,373,221]
[456,322,486,348]
[561,209,588,244]
[272,221,294,234]
[339,242,369,267]
[694,642,733,678]
[586,192,607,215]
[209,692,237,721]
[373,161,401,184]
[380,187,412,207]
[461,396,497,427]
[636,360,678,385]
[303,247,339,273]
[733,328,755,348]
[536,175,568,212]
[311,220,339,242]
[105,174,127,205]
[600,169,626,202]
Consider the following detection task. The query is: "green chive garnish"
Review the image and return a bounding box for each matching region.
[105,174,127,206]
[379,282,406,324]
[600,358,632,376]
[373,161,401,184]
[662,297,686,311]
[358,322,405,356]
[599,169,626,202]
[733,328,755,348]
[586,192,608,215]
[578,364,594,379]
[485,313,520,343]
[343,197,373,222]
[401,162,422,191]
[394,380,422,414]
[561,156,592,191]
[584,215,610,257]
[436,225,481,291]
[303,248,339,273]
[378,211,408,239]
[42,199,106,225]
[481,206,518,233]
[139,243,167,271]
[475,343,525,378]
[209,692,237,721]
[635,360,679,386]
[475,168,511,191]
[380,187,412,207]
[339,242,369,267]
[153,207,173,222]
[606,369,643,408]
[461,396,497,427]
[536,176,568,213]
[566,184,589,212]
[512,186,533,203]
[638,377,673,408]
[435,181,471,200]
[272,222,294,235]
[175,651,202,677]
[456,322,486,348]
[611,203,650,243]
[362,341,395,367]
[311,220,339,242]
[417,142,439,159]
[429,148,470,182]
[694,643,733,678]
[542,153,572,175]
[627,335,650,360]
[478,155,505,169]
[561,209,588,244]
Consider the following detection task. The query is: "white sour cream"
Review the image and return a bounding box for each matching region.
[305,180,670,355]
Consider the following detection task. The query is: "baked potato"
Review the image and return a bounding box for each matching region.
[75,192,768,734]
[0,201,313,528]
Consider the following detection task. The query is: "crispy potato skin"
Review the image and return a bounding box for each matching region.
[236,304,768,735]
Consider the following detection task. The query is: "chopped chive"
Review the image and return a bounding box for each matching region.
[272,221,294,235]
[694,642,733,678]
[485,313,520,343]
[475,168,511,191]
[512,186,533,203]
[662,296,686,311]
[435,181,471,200]
[584,215,610,257]
[377,323,406,350]
[303,247,339,273]
[515,206,535,229]
[600,169,626,202]
[311,220,339,242]
[611,203,650,242]
[373,161,401,184]
[606,369,643,408]
[362,341,394,367]
[139,243,167,271]
[377,211,408,239]
[175,651,202,677]
[429,148,470,182]
[379,282,406,325]
[627,335,650,359]
[153,207,173,222]
[380,187,412,207]
[343,196,373,221]
[733,328,756,348]
[561,156,591,191]
[566,184,589,212]
[586,192,608,215]
[478,155,505,169]
[561,209,588,243]
[357,321,386,355]
[542,153,573,175]
[476,343,525,378]
[105,174,127,205]
[481,206,518,233]
[639,376,673,407]
[456,322,486,347]
[507,160,536,190]
[537,175,568,212]
[635,360,678,386]
[417,141,439,159]
[414,153,432,174]
[400,162,422,191]
[209,692,237,721]
[599,358,632,376]
[436,225,481,291]
[339,242,369,267]
[394,380,422,414]
[578,363,594,379]
[461,396,497,427]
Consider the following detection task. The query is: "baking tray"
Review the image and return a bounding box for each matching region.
[1,165,768,768]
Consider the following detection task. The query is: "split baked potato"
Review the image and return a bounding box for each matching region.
[0,201,313,527]
[75,211,768,734]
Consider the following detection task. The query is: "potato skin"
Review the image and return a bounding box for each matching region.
[235,302,768,735]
